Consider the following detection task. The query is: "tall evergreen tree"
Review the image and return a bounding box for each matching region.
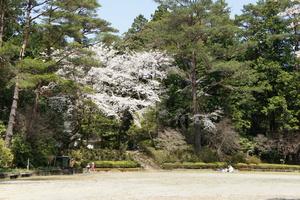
[132,0,241,151]
[123,14,148,49]
[4,0,116,147]
[235,0,300,135]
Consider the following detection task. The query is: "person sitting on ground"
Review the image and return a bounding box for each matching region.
[228,165,234,173]
[219,165,235,173]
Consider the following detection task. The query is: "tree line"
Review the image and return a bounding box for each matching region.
[0,0,299,168]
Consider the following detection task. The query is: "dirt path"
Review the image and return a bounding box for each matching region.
[0,171,300,200]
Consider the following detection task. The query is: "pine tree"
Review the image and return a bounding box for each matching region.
[123,14,148,50]
[135,0,240,151]
[4,0,116,147]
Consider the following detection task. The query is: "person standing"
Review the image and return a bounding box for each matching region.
[91,162,95,172]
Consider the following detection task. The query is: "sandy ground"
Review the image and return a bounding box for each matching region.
[0,170,300,200]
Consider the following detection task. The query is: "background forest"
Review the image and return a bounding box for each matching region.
[0,0,299,169]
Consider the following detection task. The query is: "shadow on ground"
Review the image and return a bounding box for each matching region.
[268,199,300,200]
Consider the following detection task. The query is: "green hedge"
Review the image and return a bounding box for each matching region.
[162,162,227,170]
[0,168,32,173]
[162,162,300,171]
[94,161,140,168]
[235,163,300,171]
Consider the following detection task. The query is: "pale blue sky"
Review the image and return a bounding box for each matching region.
[98,0,258,34]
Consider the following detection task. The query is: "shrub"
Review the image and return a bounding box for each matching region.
[94,160,140,168]
[173,149,199,162]
[139,140,199,163]
[239,137,256,153]
[198,147,219,163]
[11,134,59,168]
[230,152,246,164]
[69,150,85,168]
[11,135,32,168]
[30,138,57,167]
[246,156,261,164]
[0,139,13,168]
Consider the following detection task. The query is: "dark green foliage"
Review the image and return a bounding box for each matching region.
[0,139,13,168]
[128,108,158,149]
[230,152,247,164]
[123,14,149,49]
[11,135,32,168]
[11,134,57,168]
[77,100,120,149]
[198,147,220,163]
[233,0,300,134]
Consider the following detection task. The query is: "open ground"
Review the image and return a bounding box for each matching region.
[0,170,300,200]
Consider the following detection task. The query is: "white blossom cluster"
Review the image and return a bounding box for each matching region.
[58,44,174,120]
[279,3,300,19]
[86,44,173,119]
[193,110,223,132]
[279,3,300,29]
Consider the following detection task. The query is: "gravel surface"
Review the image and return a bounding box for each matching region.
[0,170,300,200]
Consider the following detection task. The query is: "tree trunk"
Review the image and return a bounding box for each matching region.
[26,84,41,138]
[5,81,19,147]
[293,17,299,71]
[191,51,201,152]
[194,120,201,153]
[5,0,32,147]
[191,51,197,115]
[0,6,4,47]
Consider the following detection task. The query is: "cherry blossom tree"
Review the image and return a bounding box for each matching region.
[57,44,174,126]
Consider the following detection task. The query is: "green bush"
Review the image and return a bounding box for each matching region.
[173,149,199,163]
[11,135,58,168]
[245,156,261,164]
[69,150,85,168]
[140,143,169,164]
[0,139,13,168]
[198,147,219,163]
[11,135,33,168]
[94,160,140,168]
[230,152,246,164]
[127,108,158,148]
[139,140,199,164]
